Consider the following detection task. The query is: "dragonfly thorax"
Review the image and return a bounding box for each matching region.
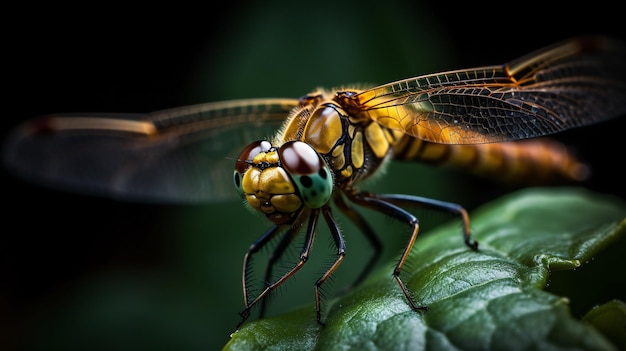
[279,94,403,188]
[233,140,334,225]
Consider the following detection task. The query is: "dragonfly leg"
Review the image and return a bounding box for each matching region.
[237,209,320,328]
[332,192,382,294]
[314,205,346,326]
[241,224,282,310]
[346,191,427,312]
[376,193,478,251]
[259,225,300,318]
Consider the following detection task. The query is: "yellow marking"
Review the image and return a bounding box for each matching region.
[397,137,420,160]
[418,142,448,162]
[51,117,157,135]
[331,144,346,169]
[266,151,280,164]
[351,132,364,168]
[252,153,265,164]
[448,144,478,167]
[331,144,344,157]
[348,125,356,138]
[365,123,390,158]
[341,166,353,179]
[252,151,279,165]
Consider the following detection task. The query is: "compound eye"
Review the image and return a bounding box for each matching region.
[235,140,272,173]
[233,140,272,197]
[278,141,333,208]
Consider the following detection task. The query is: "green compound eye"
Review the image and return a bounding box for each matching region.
[278,141,333,208]
[289,168,332,208]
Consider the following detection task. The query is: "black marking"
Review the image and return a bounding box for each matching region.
[300,176,313,188]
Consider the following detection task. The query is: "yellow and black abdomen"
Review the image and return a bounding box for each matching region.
[393,136,589,185]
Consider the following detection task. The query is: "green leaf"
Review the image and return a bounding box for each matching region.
[223,188,626,351]
[582,300,626,350]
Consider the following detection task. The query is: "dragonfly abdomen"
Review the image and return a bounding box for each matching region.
[393,136,589,184]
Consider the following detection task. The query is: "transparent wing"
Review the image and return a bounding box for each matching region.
[3,98,299,203]
[344,36,626,144]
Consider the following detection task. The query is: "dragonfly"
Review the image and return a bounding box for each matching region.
[4,36,626,328]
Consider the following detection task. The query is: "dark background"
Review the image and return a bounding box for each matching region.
[2,2,625,350]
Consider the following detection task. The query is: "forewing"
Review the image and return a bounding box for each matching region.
[349,36,626,144]
[3,98,299,203]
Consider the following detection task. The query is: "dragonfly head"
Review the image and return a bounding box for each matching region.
[233,140,333,225]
